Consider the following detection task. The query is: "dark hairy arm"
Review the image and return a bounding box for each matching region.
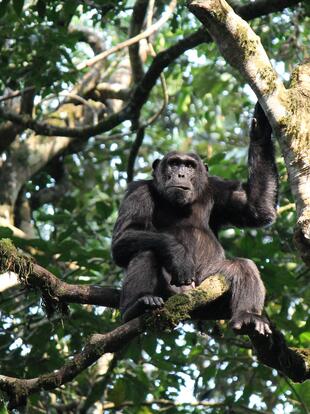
[112,181,194,285]
[210,102,278,230]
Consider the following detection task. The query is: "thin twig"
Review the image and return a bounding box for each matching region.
[127,126,145,183]
[77,0,177,70]
[277,203,295,214]
[0,86,35,103]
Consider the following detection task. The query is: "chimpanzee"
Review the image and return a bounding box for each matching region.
[112,102,278,335]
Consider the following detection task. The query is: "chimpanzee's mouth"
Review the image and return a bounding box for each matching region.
[168,185,191,191]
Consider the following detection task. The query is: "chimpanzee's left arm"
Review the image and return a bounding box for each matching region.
[210,102,278,231]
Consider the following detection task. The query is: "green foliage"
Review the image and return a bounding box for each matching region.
[0,1,309,413]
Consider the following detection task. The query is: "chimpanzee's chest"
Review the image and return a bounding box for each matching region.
[152,203,213,245]
[152,201,224,264]
[152,198,211,230]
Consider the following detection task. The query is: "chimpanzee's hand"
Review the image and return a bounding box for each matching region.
[250,102,272,142]
[165,244,195,286]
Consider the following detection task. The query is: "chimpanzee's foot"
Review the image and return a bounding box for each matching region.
[122,295,164,322]
[230,311,272,336]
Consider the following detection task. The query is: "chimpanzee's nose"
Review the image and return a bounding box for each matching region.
[178,172,185,178]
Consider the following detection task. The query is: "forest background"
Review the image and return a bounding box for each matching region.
[0,0,309,413]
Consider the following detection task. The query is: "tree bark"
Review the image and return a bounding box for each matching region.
[187,0,310,265]
[0,238,308,410]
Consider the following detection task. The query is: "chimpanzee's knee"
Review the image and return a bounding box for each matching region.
[220,258,265,315]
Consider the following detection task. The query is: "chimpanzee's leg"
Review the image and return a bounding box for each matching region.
[209,258,271,335]
[120,251,164,322]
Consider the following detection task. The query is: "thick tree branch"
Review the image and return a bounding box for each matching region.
[0,318,143,410]
[0,239,120,308]
[187,0,310,265]
[32,264,120,308]
[0,238,309,411]
[85,83,131,102]
[249,329,310,383]
[234,0,304,20]
[129,0,149,83]
[284,63,310,265]
[69,26,106,54]
[0,105,130,139]
[0,1,302,141]
[187,0,288,126]
[0,274,309,409]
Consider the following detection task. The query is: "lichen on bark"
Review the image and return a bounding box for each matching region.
[0,238,33,283]
[145,274,229,330]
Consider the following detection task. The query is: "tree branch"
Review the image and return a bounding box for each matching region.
[85,83,131,101]
[234,0,304,20]
[76,0,177,70]
[0,105,130,139]
[0,239,120,308]
[0,271,309,408]
[101,399,272,413]
[128,0,149,84]
[187,0,310,265]
[0,238,309,411]
[0,30,205,139]
[127,126,145,183]
[187,0,288,126]
[69,26,106,54]
[32,264,120,308]
[0,318,143,410]
[0,1,301,141]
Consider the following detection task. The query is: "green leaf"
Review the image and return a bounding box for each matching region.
[0,400,8,414]
[299,332,310,346]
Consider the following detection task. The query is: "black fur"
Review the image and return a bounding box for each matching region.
[112,103,278,335]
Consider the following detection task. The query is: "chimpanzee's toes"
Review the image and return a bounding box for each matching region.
[230,311,271,336]
[138,295,164,309]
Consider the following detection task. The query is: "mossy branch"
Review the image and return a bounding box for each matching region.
[187,0,310,266]
[0,239,120,313]
[0,238,309,409]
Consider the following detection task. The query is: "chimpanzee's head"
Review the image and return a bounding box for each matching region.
[152,151,209,206]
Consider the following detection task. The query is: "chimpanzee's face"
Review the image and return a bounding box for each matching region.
[152,152,208,206]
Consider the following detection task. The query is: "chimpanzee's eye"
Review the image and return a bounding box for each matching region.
[168,159,180,167]
[185,161,196,169]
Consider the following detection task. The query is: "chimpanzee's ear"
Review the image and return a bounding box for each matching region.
[204,164,209,172]
[152,159,160,171]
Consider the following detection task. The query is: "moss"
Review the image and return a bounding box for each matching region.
[209,2,228,24]
[281,87,310,161]
[187,0,229,25]
[289,348,310,380]
[236,24,259,60]
[289,61,310,89]
[145,293,192,331]
[198,274,228,299]
[292,348,310,368]
[145,274,229,331]
[258,67,277,95]
[0,238,34,284]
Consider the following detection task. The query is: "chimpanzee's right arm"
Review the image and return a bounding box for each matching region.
[111,181,194,285]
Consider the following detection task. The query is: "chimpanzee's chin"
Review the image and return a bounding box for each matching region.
[166,188,193,206]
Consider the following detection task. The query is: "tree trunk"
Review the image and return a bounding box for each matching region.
[187,0,310,266]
